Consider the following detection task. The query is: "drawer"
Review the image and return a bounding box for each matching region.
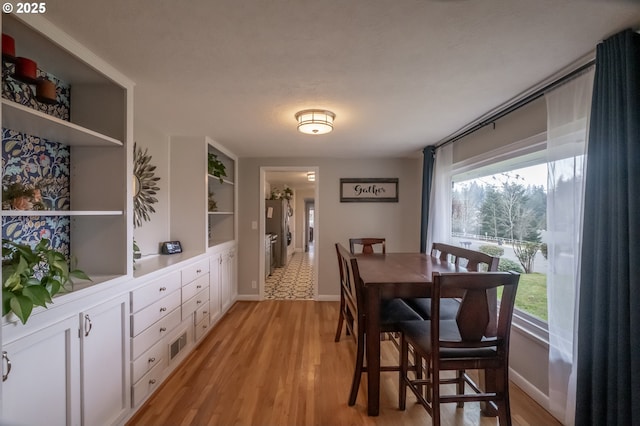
[131,271,181,313]
[182,288,209,321]
[131,290,181,337]
[182,274,208,302]
[194,302,209,325]
[195,315,210,341]
[132,360,165,407]
[181,259,209,285]
[132,339,166,384]
[131,307,181,359]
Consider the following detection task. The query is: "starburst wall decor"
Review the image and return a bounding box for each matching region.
[132,142,160,228]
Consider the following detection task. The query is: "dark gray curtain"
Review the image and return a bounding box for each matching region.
[420,145,436,253]
[576,29,640,425]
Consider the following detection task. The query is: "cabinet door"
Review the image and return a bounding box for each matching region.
[209,254,222,321]
[80,294,130,426]
[2,316,80,426]
[221,248,236,312]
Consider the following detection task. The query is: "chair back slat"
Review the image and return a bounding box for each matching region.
[336,243,364,323]
[349,238,386,255]
[431,242,499,272]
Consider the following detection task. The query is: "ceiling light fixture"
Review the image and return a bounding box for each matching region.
[295,109,336,135]
[307,172,315,182]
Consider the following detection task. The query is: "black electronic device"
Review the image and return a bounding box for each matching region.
[160,241,182,254]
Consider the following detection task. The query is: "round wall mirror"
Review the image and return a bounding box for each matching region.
[133,142,160,228]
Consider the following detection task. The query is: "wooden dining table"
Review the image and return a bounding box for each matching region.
[355,252,465,416]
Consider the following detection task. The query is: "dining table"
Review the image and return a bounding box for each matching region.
[355,252,466,416]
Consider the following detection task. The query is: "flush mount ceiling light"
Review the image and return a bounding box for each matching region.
[307,172,316,182]
[295,109,336,135]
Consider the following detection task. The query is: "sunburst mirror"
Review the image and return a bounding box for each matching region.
[133,142,160,228]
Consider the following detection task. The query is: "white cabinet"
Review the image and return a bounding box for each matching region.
[210,244,237,316]
[80,294,130,426]
[169,137,237,253]
[2,316,81,426]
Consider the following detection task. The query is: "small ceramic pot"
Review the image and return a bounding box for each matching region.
[15,56,38,83]
[36,79,57,104]
[2,33,15,60]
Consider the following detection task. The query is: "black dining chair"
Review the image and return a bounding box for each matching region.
[398,271,520,426]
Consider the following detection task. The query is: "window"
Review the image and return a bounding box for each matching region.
[450,135,549,327]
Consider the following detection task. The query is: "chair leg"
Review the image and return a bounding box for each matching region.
[334,293,345,342]
[399,334,409,410]
[456,369,465,408]
[348,329,365,406]
[497,367,512,426]
[432,363,441,426]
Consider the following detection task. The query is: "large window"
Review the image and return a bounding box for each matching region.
[451,146,549,323]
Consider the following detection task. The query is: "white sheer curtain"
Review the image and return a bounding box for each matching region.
[426,143,453,249]
[545,68,594,425]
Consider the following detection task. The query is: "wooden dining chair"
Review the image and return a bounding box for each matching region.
[349,238,386,255]
[334,243,422,406]
[335,238,386,341]
[405,242,500,323]
[398,271,520,426]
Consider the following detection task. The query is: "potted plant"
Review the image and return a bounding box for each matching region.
[2,238,90,324]
[208,153,227,183]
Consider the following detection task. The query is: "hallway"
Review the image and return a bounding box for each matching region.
[264,250,314,300]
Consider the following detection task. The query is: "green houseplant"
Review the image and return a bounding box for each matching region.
[208,153,227,183]
[2,238,90,324]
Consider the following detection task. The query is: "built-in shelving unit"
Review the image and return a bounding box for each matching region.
[168,136,237,254]
[1,13,133,283]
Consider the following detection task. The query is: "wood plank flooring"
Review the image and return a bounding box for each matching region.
[127,301,561,426]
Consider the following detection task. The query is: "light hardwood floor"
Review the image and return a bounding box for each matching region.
[127,301,561,426]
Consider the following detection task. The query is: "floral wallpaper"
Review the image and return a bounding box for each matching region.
[2,129,71,255]
[2,60,71,120]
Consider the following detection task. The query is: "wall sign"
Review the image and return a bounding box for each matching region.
[340,178,399,202]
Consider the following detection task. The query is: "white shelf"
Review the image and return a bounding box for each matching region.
[208,174,234,185]
[2,210,123,217]
[208,211,233,215]
[2,99,123,147]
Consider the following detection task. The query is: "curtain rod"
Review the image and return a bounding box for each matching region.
[435,53,596,149]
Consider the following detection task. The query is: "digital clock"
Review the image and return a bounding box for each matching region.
[161,241,182,254]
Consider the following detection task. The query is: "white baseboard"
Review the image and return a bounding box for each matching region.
[235,294,261,301]
[316,295,340,302]
[509,367,552,414]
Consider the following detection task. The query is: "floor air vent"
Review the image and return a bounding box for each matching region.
[169,332,188,360]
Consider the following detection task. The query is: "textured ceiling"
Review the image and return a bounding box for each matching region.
[43,0,640,158]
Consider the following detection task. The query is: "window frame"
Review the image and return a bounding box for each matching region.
[450,131,550,342]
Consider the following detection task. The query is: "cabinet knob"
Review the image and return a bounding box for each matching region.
[160,327,167,332]
[149,379,156,385]
[160,307,167,312]
[203,311,208,314]
[196,300,202,304]
[2,351,11,382]
[202,324,208,329]
[159,287,167,292]
[196,269,202,273]
[197,285,202,289]
[148,357,156,363]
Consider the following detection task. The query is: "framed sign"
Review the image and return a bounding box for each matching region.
[340,178,399,202]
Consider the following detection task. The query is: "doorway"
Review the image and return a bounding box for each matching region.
[260,167,319,300]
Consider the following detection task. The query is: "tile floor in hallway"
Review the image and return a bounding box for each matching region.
[264,250,315,299]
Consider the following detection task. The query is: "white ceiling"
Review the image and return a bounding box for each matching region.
[43,0,640,158]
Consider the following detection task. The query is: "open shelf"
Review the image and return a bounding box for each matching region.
[2,210,123,217]
[2,99,123,147]
[208,175,234,185]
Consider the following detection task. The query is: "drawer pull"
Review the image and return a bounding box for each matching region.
[196,269,202,273]
[159,286,167,292]
[84,314,93,337]
[160,307,167,312]
[2,351,11,382]
[202,324,208,329]
[160,327,167,332]
[196,300,202,304]
[149,379,156,385]
[148,357,156,363]
[203,311,208,314]
[196,285,202,289]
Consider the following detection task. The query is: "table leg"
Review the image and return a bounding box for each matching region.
[366,286,381,416]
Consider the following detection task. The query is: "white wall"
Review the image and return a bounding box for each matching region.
[237,157,422,299]
[132,118,171,255]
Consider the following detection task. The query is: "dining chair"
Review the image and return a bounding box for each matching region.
[404,242,500,322]
[398,271,520,426]
[334,243,422,406]
[335,237,387,341]
[348,238,386,255]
